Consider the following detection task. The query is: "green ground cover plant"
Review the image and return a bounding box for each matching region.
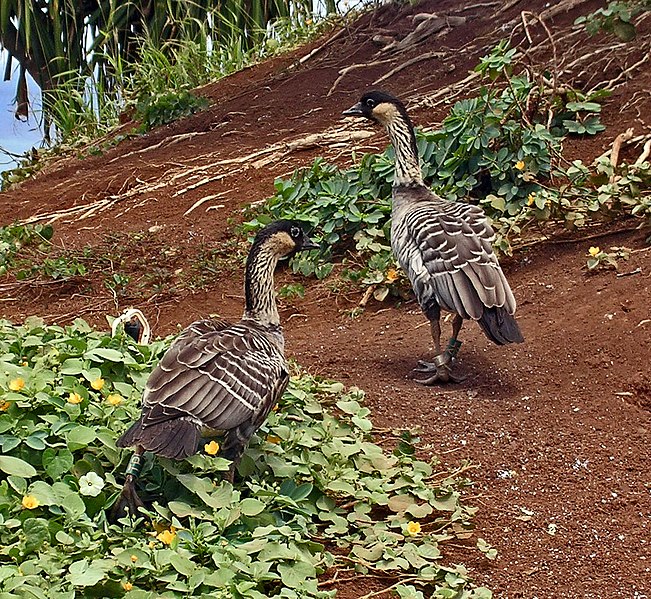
[0,317,490,598]
[247,42,651,293]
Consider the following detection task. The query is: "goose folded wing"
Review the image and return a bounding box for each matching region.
[404,203,515,319]
[140,320,287,431]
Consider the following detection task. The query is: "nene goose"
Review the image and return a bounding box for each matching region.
[343,91,523,384]
[114,221,319,516]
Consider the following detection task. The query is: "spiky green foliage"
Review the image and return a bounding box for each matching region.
[0,0,329,140]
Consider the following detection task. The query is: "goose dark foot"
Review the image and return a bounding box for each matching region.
[110,474,145,522]
[413,339,465,385]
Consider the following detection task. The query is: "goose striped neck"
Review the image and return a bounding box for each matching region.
[380,104,424,187]
[244,242,282,327]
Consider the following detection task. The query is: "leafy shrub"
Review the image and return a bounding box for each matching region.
[0,224,54,276]
[0,317,488,598]
[136,90,209,130]
[575,0,651,40]
[247,42,619,285]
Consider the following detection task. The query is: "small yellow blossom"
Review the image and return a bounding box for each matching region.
[588,246,600,257]
[386,268,400,283]
[515,160,526,171]
[9,378,25,391]
[22,495,40,510]
[156,528,176,545]
[67,392,83,405]
[527,193,536,206]
[91,377,105,391]
[266,434,282,445]
[405,521,421,536]
[0,401,10,411]
[122,581,133,591]
[107,394,123,406]
[130,555,138,563]
[204,440,220,455]
[148,541,156,549]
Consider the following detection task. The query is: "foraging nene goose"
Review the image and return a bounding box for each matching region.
[343,91,523,384]
[114,221,318,515]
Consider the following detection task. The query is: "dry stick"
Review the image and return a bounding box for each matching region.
[634,138,651,166]
[183,191,230,216]
[610,128,635,178]
[373,51,446,85]
[328,56,397,97]
[496,0,524,16]
[293,26,347,67]
[358,578,421,599]
[593,48,651,93]
[109,131,209,163]
[594,133,650,162]
[521,11,558,127]
[413,70,481,109]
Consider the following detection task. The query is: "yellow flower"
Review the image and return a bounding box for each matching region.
[204,440,220,455]
[91,377,105,391]
[130,555,138,563]
[148,541,156,549]
[156,528,176,545]
[266,434,282,445]
[588,246,600,257]
[405,521,421,536]
[515,160,526,171]
[385,268,399,283]
[9,377,25,392]
[0,401,10,411]
[22,495,39,510]
[67,392,83,405]
[122,581,133,591]
[107,394,123,406]
[527,193,536,206]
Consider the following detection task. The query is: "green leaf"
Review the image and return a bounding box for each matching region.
[43,449,74,480]
[66,425,96,449]
[169,554,196,577]
[0,456,37,478]
[83,347,132,362]
[240,498,266,516]
[23,518,50,554]
[277,560,315,588]
[66,559,111,587]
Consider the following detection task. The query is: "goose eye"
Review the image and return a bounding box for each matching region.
[290,226,301,239]
[366,98,376,108]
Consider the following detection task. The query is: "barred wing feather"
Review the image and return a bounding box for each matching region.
[141,319,288,432]
[394,200,516,320]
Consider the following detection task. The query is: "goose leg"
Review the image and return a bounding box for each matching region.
[111,449,146,521]
[413,315,466,385]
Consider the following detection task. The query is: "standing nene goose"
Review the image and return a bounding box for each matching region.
[113,221,319,516]
[343,91,523,384]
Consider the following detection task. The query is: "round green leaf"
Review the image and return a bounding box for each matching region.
[0,456,37,478]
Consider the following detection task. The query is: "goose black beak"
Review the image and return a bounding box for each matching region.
[342,102,365,117]
[300,236,320,251]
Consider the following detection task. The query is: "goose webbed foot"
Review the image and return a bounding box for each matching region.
[110,474,145,522]
[413,338,465,385]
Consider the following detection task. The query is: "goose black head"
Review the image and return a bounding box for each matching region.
[253,220,320,259]
[343,90,409,126]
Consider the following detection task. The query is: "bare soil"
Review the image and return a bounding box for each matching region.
[1,1,650,597]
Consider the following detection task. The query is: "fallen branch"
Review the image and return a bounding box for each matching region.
[292,26,346,68]
[610,128,635,179]
[183,191,230,216]
[373,51,446,85]
[109,131,209,163]
[328,57,396,97]
[634,138,651,166]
